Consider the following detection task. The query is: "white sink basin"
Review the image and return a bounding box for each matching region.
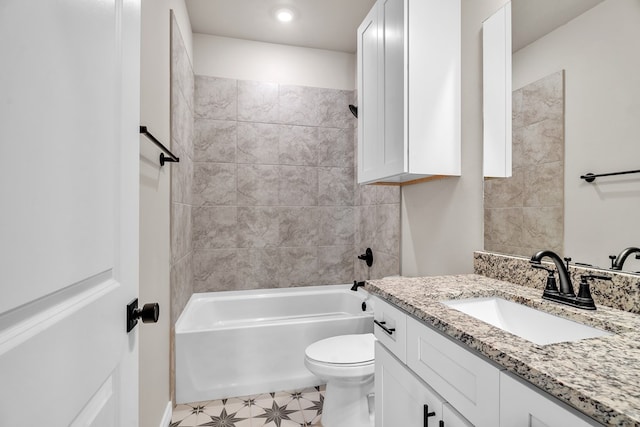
[442,297,613,345]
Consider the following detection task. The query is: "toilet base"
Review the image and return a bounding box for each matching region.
[321,376,374,427]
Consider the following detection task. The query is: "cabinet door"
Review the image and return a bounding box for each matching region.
[483,2,512,178]
[376,342,444,427]
[406,316,500,426]
[380,0,406,178]
[442,403,473,427]
[357,3,383,183]
[500,372,603,427]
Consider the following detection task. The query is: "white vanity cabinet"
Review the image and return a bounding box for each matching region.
[356,0,461,185]
[500,372,603,427]
[406,316,500,426]
[372,296,605,427]
[376,342,471,427]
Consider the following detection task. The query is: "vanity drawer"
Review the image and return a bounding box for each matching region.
[372,296,407,363]
[406,316,500,427]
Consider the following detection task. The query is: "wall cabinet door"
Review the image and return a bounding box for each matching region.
[500,372,603,427]
[357,0,461,185]
[357,3,382,183]
[483,2,512,177]
[375,342,445,427]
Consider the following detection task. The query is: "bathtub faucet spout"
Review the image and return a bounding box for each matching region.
[351,281,365,291]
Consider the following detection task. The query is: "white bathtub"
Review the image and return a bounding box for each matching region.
[175,284,374,403]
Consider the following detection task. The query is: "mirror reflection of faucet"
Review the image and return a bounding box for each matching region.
[530,250,612,310]
[609,247,640,271]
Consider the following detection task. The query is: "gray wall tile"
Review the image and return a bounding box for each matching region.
[278,165,318,206]
[237,122,280,164]
[279,207,319,247]
[193,249,237,292]
[238,80,279,123]
[194,119,237,163]
[278,247,319,287]
[237,248,280,288]
[192,163,237,206]
[318,167,354,206]
[318,128,354,168]
[237,206,280,248]
[318,246,355,285]
[170,253,193,325]
[171,202,192,264]
[485,71,565,257]
[195,76,237,120]
[279,125,318,166]
[186,76,399,292]
[192,206,237,249]
[237,164,279,206]
[318,207,355,246]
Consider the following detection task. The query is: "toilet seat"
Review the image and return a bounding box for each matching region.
[305,333,375,366]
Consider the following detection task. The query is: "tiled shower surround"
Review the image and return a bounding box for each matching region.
[168,20,400,400]
[189,76,400,293]
[484,71,565,257]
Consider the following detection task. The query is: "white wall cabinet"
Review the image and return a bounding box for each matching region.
[357,0,461,185]
[483,2,512,177]
[373,297,604,427]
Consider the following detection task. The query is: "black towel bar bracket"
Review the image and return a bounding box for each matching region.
[139,126,180,166]
[580,169,640,183]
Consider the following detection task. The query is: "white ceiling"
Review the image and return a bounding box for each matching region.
[185,0,376,54]
[185,0,606,55]
[512,0,605,51]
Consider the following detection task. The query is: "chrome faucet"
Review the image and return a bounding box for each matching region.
[610,247,640,271]
[530,250,610,310]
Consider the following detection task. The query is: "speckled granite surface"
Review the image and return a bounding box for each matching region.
[365,274,640,426]
[474,251,640,314]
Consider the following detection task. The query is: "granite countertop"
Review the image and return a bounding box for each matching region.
[365,274,640,427]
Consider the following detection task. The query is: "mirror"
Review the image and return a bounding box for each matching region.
[483,0,640,273]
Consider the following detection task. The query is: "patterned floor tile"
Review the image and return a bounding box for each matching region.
[171,386,325,427]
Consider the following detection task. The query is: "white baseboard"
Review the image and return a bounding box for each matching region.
[159,401,172,427]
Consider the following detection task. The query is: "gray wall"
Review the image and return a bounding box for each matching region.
[401,0,511,276]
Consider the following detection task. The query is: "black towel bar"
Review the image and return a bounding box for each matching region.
[139,126,180,166]
[580,169,640,183]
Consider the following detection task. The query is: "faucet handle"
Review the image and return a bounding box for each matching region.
[531,263,560,296]
[576,275,612,309]
[563,257,572,270]
[609,255,617,269]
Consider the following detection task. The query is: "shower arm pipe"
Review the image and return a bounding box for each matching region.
[139,126,180,166]
[580,168,640,183]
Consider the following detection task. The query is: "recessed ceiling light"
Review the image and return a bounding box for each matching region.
[275,8,295,23]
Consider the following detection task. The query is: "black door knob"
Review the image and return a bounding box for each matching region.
[137,303,160,324]
[126,299,160,333]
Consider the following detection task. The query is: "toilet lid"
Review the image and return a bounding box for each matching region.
[305,333,375,365]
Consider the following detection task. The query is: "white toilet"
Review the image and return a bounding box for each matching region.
[304,333,376,427]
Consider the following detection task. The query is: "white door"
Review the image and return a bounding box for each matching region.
[0,0,140,425]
